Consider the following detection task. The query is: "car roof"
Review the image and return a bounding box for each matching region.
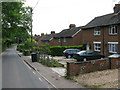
[77,50,93,54]
[65,49,80,50]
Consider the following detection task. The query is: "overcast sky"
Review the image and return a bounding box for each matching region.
[25,0,120,35]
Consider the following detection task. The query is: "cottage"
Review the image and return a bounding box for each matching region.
[82,4,120,56]
[54,24,83,46]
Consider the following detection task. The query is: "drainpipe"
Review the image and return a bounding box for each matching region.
[102,27,105,55]
[60,38,62,46]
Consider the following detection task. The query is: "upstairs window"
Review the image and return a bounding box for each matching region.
[94,27,101,36]
[109,26,117,35]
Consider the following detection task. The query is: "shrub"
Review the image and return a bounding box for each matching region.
[49,45,83,56]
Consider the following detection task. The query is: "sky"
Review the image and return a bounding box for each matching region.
[25,0,120,35]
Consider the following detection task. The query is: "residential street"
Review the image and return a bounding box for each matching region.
[2,46,51,88]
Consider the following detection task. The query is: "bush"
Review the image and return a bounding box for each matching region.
[49,45,83,56]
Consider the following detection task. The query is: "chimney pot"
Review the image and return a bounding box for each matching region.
[51,31,55,34]
[69,24,76,29]
[41,33,44,36]
[114,4,120,13]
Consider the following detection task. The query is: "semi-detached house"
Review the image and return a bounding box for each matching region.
[82,4,120,56]
[54,24,83,46]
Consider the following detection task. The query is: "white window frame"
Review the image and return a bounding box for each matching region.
[109,26,117,35]
[93,42,101,52]
[94,27,101,36]
[63,37,67,42]
[58,38,61,42]
[108,42,118,53]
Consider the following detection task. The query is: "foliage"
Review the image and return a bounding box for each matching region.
[24,38,37,50]
[64,75,73,80]
[38,45,51,54]
[39,54,61,67]
[2,2,31,50]
[49,45,83,56]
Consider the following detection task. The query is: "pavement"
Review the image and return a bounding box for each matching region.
[17,51,84,88]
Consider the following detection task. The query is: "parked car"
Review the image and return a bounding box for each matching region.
[73,51,105,61]
[108,54,120,58]
[63,49,80,58]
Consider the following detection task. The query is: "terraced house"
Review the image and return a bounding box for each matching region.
[82,4,120,56]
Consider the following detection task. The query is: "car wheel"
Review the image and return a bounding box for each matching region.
[83,58,87,61]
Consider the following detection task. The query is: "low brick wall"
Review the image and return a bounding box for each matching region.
[67,58,120,77]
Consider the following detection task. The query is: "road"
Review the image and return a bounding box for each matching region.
[2,46,52,89]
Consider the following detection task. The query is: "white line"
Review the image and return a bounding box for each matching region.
[23,61,31,70]
[39,77,42,82]
[33,71,36,74]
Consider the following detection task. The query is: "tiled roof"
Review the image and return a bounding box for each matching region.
[42,33,56,41]
[83,12,120,29]
[54,27,82,38]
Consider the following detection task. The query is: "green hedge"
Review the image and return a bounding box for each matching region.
[49,45,83,56]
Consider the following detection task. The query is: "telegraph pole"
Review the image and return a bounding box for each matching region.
[30,8,33,44]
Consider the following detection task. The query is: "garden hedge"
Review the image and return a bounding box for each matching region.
[49,45,83,56]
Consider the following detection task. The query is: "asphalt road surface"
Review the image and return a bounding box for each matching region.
[2,46,53,89]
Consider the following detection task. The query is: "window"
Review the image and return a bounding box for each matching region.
[44,41,48,44]
[109,26,117,35]
[58,38,61,42]
[63,38,67,42]
[94,27,101,35]
[94,42,101,51]
[108,42,118,53]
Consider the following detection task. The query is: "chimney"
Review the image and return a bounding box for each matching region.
[69,24,76,29]
[51,31,55,34]
[41,33,44,36]
[114,4,120,13]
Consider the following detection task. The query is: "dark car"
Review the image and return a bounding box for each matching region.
[73,51,105,61]
[63,49,80,58]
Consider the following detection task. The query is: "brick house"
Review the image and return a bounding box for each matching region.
[36,33,46,46]
[82,4,120,56]
[53,24,83,46]
[41,31,57,46]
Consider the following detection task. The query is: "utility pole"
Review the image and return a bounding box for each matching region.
[30,8,33,44]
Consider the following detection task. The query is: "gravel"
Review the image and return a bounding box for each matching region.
[74,69,119,88]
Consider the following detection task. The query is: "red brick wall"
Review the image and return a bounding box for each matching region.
[111,58,120,69]
[82,25,119,56]
[51,30,83,46]
[67,58,120,77]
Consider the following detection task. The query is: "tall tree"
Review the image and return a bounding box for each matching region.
[2,1,32,44]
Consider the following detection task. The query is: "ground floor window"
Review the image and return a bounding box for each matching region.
[93,42,101,52]
[108,42,118,53]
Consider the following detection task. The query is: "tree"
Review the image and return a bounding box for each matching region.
[2,1,32,46]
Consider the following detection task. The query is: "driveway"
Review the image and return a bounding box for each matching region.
[53,56,76,67]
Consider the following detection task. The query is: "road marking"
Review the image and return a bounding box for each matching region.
[33,71,36,74]
[23,61,31,70]
[39,78,42,81]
